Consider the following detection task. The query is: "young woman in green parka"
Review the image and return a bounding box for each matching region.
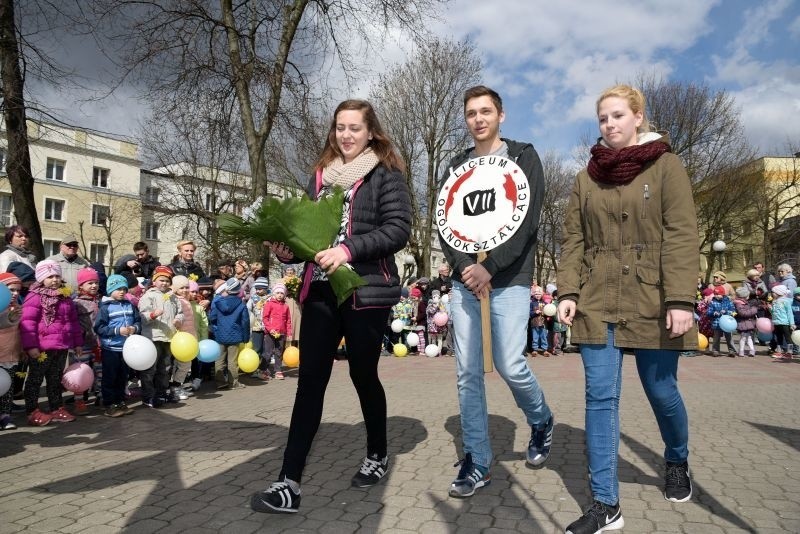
[557,85,699,534]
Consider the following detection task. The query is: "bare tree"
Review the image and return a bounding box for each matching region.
[371,38,481,278]
[535,151,574,284]
[74,190,142,268]
[0,0,44,259]
[90,0,445,201]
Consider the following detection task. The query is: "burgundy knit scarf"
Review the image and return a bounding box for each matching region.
[588,141,670,185]
[30,282,66,326]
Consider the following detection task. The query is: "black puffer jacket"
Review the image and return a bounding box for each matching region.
[303,164,411,308]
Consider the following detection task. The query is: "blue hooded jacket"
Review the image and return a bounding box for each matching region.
[208,294,250,345]
[94,296,141,351]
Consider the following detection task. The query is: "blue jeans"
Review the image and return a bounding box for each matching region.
[451,282,552,469]
[580,325,689,505]
[530,325,548,351]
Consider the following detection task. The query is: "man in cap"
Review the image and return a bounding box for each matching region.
[46,234,89,294]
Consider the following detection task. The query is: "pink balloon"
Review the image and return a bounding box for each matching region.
[433,311,449,327]
[756,317,773,334]
[61,362,95,393]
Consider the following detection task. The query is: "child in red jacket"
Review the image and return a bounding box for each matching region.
[262,282,292,380]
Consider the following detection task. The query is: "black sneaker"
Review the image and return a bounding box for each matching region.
[566,500,624,534]
[351,453,389,488]
[250,477,301,514]
[664,461,692,502]
[449,453,490,498]
[526,415,554,467]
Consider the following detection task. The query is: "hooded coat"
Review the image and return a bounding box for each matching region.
[209,294,250,345]
[557,134,699,350]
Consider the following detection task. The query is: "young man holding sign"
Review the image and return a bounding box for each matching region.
[438,86,554,498]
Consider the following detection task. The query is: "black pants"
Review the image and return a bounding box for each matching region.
[24,349,67,413]
[140,341,171,401]
[101,349,129,406]
[281,282,390,482]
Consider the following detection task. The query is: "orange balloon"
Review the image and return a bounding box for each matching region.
[698,333,708,350]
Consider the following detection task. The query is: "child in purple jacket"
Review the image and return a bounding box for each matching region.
[20,260,84,426]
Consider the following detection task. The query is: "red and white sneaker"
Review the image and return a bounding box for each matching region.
[50,407,76,423]
[27,409,52,426]
[275,371,285,380]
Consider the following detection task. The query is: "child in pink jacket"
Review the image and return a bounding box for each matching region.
[20,260,83,426]
[262,282,292,380]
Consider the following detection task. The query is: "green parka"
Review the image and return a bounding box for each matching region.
[557,135,699,350]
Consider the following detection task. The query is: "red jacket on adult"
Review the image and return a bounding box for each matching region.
[262,298,292,336]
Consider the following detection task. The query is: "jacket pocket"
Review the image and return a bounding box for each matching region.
[635,263,663,319]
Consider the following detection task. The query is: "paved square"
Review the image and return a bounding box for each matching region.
[1,351,798,533]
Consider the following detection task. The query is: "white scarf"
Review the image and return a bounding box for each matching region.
[321,147,380,189]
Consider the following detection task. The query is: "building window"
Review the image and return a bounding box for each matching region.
[145,221,160,240]
[89,244,108,264]
[92,167,109,188]
[44,198,65,221]
[744,248,753,267]
[204,193,215,211]
[0,193,12,226]
[43,239,61,257]
[46,158,66,181]
[144,186,160,204]
[0,148,6,173]
[91,204,110,226]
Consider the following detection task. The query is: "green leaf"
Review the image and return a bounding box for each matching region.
[219,188,366,304]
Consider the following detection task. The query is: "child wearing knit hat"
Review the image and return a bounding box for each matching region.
[705,284,736,356]
[20,259,83,425]
[72,268,102,415]
[769,285,796,360]
[247,277,272,381]
[208,274,250,389]
[733,286,758,357]
[261,282,292,380]
[0,273,23,430]
[138,265,184,406]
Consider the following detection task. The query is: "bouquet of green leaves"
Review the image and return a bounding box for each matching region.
[218,188,366,305]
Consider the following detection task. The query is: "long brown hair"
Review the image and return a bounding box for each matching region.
[315,100,405,173]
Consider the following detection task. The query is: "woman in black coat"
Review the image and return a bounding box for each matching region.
[251,99,411,514]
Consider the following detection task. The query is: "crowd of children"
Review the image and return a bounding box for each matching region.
[0,258,302,430]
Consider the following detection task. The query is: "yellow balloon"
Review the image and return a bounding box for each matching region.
[283,346,300,368]
[170,332,199,362]
[238,347,260,373]
[393,343,408,357]
[245,341,253,349]
[698,333,708,350]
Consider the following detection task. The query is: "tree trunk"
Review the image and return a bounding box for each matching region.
[0,0,44,260]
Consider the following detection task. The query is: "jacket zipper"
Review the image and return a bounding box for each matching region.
[641,184,650,219]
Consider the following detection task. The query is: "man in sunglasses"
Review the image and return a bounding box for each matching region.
[46,234,90,294]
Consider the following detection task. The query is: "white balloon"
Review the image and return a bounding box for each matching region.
[542,303,557,317]
[123,334,158,371]
[406,332,420,346]
[424,344,440,357]
[0,368,11,397]
[441,294,450,304]
[390,319,405,333]
[792,329,800,347]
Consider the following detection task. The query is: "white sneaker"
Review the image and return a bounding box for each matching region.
[191,378,202,391]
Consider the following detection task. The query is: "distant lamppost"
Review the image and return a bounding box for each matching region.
[402,254,416,285]
[712,240,727,272]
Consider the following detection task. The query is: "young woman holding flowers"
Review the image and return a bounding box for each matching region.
[251,100,411,514]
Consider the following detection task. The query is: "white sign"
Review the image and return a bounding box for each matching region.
[436,155,530,253]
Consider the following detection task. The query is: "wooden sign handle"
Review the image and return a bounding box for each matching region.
[477,251,493,373]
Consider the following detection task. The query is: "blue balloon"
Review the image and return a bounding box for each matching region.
[0,283,10,313]
[718,315,737,333]
[756,330,772,343]
[197,339,221,363]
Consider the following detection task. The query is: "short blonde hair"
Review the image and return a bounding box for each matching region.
[596,84,650,133]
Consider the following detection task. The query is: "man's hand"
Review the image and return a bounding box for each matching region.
[462,263,492,298]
